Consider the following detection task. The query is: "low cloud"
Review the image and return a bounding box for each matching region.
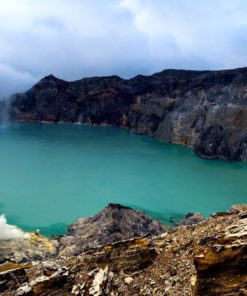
[0,214,30,240]
[0,63,38,99]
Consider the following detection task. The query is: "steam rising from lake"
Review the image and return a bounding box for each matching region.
[0,98,10,128]
[0,214,29,240]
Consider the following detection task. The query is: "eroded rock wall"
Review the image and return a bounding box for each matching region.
[9,68,247,161]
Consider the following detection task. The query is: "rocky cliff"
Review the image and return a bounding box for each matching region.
[0,204,246,295]
[9,67,247,161]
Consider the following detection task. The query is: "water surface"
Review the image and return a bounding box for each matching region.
[0,122,246,235]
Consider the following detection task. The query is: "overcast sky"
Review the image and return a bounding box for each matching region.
[0,0,247,98]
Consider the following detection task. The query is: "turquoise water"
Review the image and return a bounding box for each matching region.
[0,122,246,236]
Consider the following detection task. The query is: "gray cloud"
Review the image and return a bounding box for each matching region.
[0,63,37,99]
[0,0,247,97]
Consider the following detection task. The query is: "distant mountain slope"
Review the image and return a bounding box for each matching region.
[9,67,247,161]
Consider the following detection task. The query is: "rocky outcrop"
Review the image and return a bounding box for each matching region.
[59,203,165,256]
[176,212,205,226]
[194,205,247,295]
[0,204,165,263]
[0,232,59,264]
[0,204,246,295]
[0,264,30,293]
[9,67,247,161]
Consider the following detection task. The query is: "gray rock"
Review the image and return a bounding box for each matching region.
[124,277,134,285]
[59,203,165,256]
[89,266,113,296]
[0,268,28,293]
[177,213,205,226]
[15,266,69,295]
[9,68,247,161]
[0,236,58,264]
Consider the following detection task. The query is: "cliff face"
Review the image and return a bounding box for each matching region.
[0,204,246,296]
[9,67,247,161]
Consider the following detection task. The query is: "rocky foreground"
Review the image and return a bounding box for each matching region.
[8,67,247,161]
[0,204,246,295]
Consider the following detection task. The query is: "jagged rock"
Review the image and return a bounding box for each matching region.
[0,204,246,295]
[9,67,247,161]
[230,203,247,213]
[15,266,69,295]
[83,237,157,272]
[0,233,59,264]
[59,203,165,256]
[177,212,205,226]
[71,282,86,295]
[0,267,29,293]
[194,212,247,295]
[42,261,60,271]
[89,266,113,296]
[124,276,134,285]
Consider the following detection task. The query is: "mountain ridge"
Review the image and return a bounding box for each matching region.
[9,66,247,161]
[36,66,247,83]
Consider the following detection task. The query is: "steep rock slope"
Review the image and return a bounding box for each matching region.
[0,204,246,295]
[9,67,247,161]
[59,203,165,256]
